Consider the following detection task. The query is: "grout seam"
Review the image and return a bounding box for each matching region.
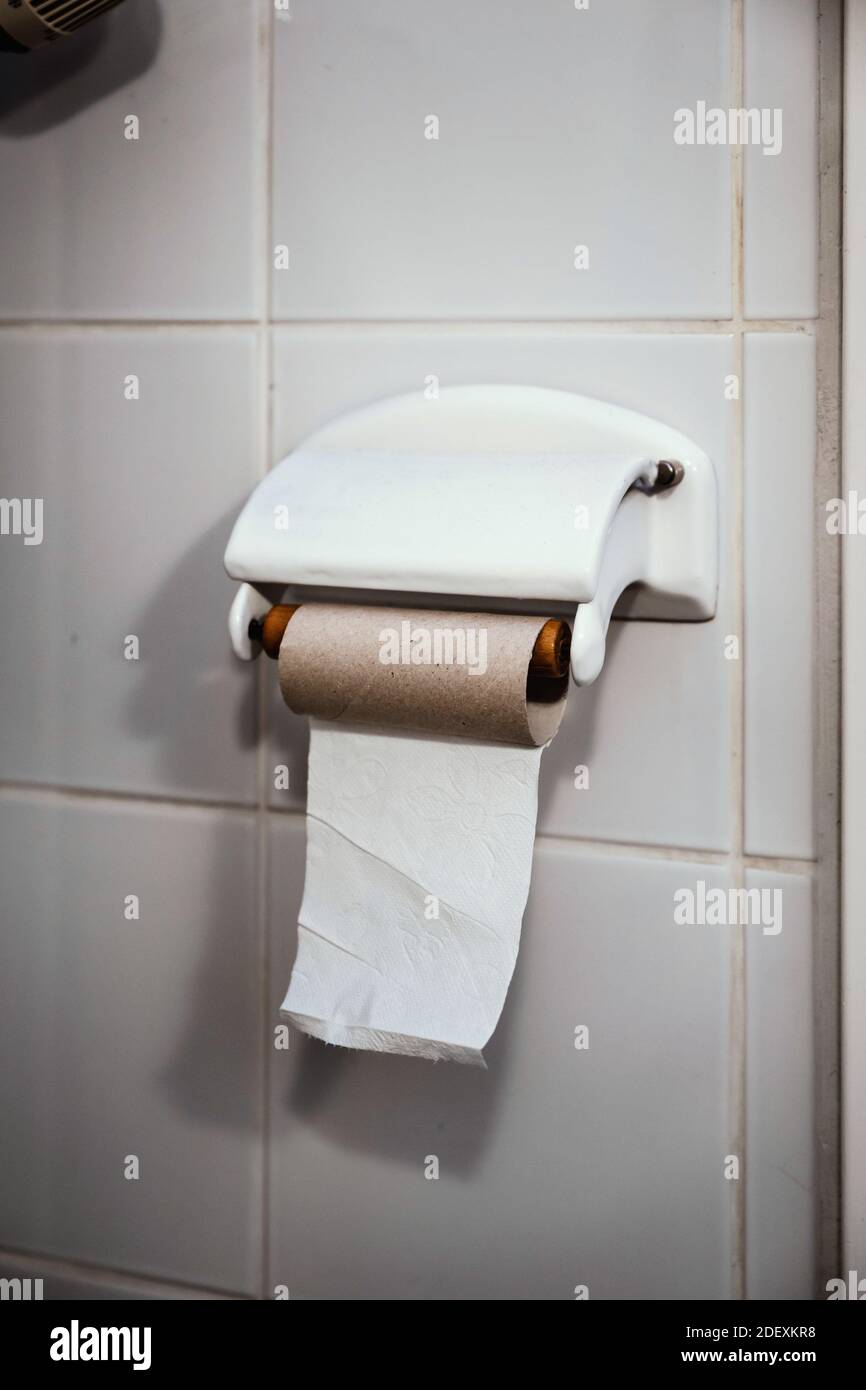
[729,0,748,1303]
[256,0,276,1307]
[0,777,819,871]
[0,318,815,335]
[0,1243,250,1301]
[813,0,843,1297]
[0,780,259,816]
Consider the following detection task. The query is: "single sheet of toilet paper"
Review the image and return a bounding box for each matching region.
[278,605,568,1064]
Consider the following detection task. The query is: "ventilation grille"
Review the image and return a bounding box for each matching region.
[27,0,126,36]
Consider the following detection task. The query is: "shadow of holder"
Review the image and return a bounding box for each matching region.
[123,510,259,1133]
[0,0,162,134]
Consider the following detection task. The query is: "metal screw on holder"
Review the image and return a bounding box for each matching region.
[653,459,685,490]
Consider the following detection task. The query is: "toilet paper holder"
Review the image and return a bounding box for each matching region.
[224,384,717,686]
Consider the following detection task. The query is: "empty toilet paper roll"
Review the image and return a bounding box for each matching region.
[278,604,570,1065]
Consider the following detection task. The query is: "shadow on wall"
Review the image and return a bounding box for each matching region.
[0,0,162,134]
[124,509,258,802]
[127,508,259,1132]
[276,946,528,1181]
[535,617,625,828]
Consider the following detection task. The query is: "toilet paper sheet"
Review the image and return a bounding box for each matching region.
[278,605,568,1064]
[283,722,547,1064]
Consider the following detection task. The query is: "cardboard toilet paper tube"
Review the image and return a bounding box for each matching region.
[278,603,570,747]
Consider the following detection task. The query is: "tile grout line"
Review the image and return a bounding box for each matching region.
[532,832,818,875]
[0,776,820,871]
[256,0,277,1306]
[813,0,843,1298]
[0,780,259,816]
[729,0,748,1304]
[0,1243,250,1301]
[0,318,816,335]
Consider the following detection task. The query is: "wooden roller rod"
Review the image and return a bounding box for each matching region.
[528,617,571,679]
[249,605,571,678]
[250,604,301,659]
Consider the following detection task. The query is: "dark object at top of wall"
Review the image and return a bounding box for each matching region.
[0,0,129,54]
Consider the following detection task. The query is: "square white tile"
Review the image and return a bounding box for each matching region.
[744,333,816,858]
[0,0,262,319]
[272,0,731,320]
[268,820,730,1299]
[0,794,261,1295]
[266,328,733,851]
[0,330,260,804]
[744,0,819,319]
[745,869,815,1299]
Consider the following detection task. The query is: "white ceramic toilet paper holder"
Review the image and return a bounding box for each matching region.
[223,384,717,686]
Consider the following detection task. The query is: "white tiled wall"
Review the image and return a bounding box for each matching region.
[744,332,816,859]
[0,0,832,1301]
[0,1,263,319]
[745,870,816,1300]
[271,0,732,320]
[268,822,732,1300]
[0,794,261,1294]
[744,0,819,318]
[0,331,260,803]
